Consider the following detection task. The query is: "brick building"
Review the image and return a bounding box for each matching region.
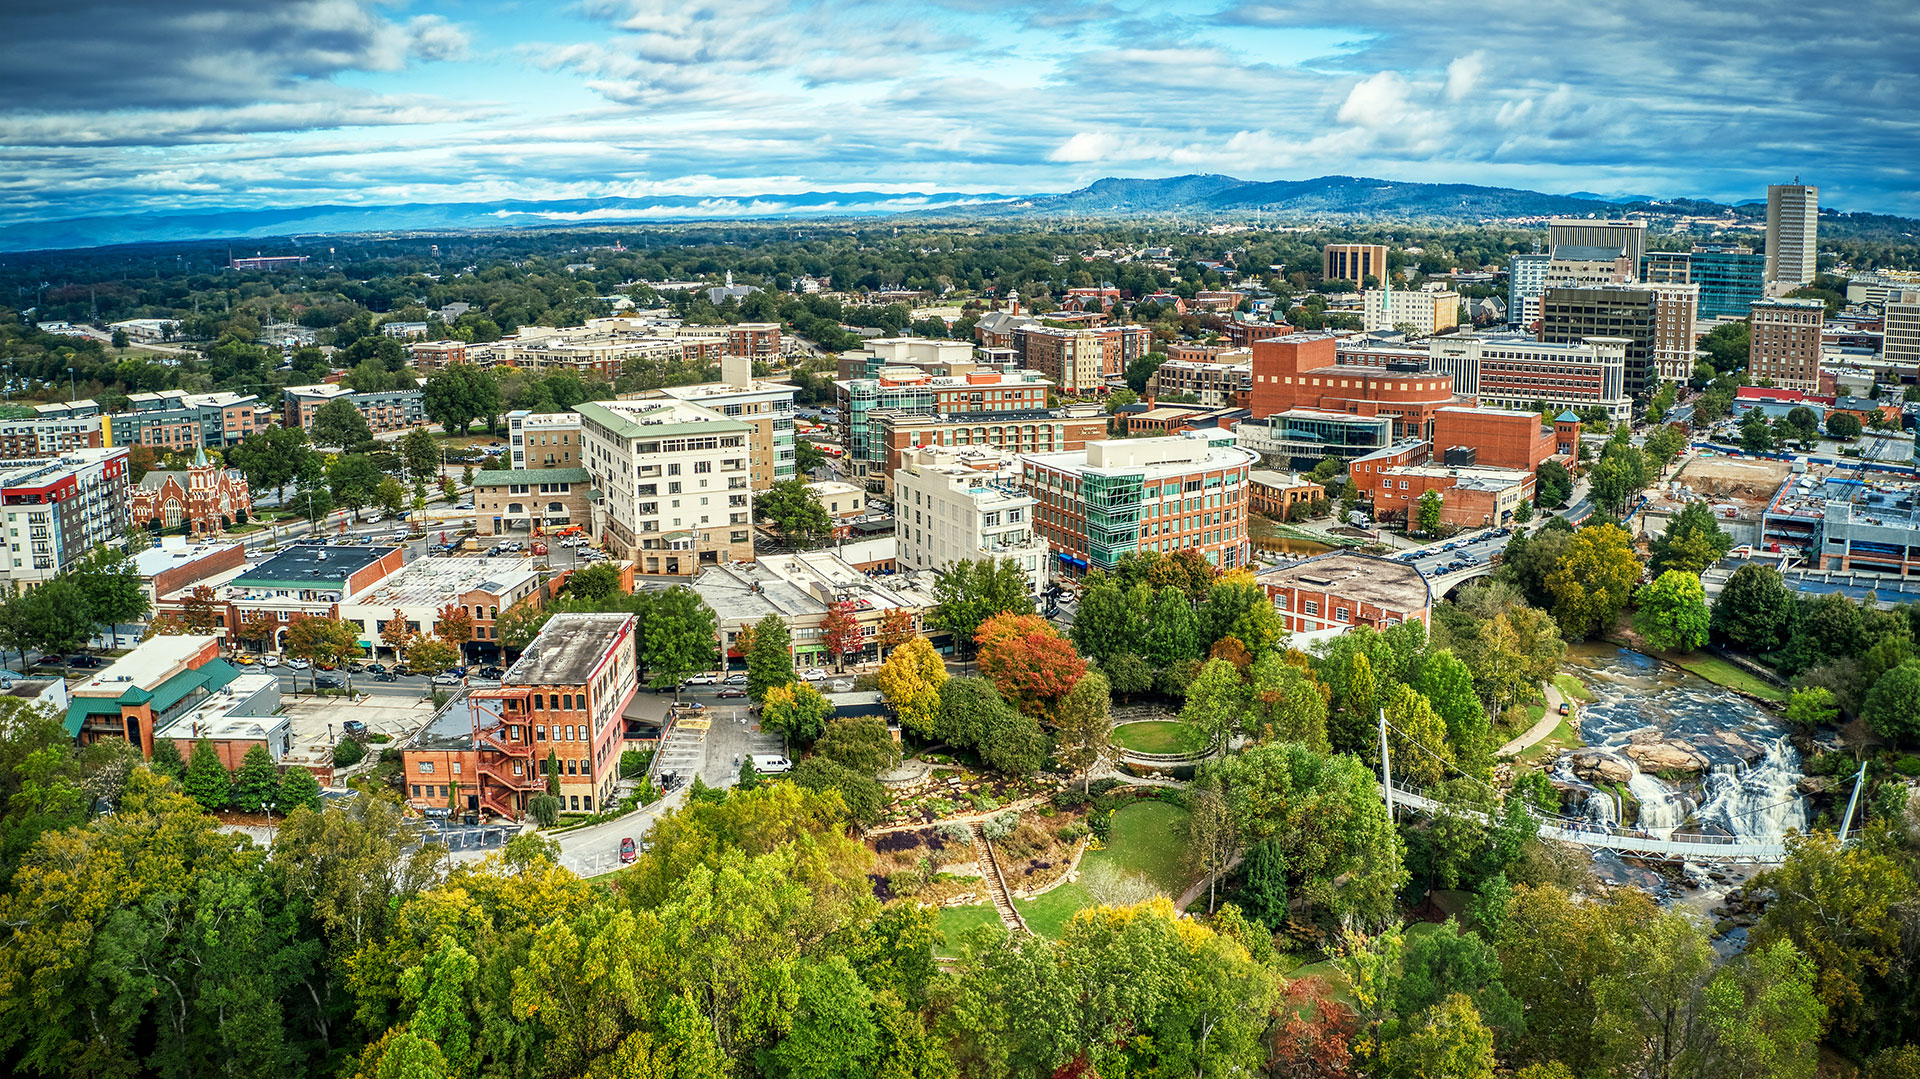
[222,543,408,653]
[1369,463,1534,530]
[1023,434,1257,575]
[1749,298,1826,393]
[129,449,252,535]
[1430,407,1561,472]
[1223,320,1296,349]
[63,634,285,765]
[1248,470,1325,517]
[1258,553,1431,636]
[1248,333,1463,446]
[1011,324,1150,393]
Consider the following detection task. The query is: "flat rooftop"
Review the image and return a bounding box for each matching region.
[75,634,218,694]
[232,543,398,589]
[1260,553,1432,611]
[413,694,478,752]
[351,555,539,608]
[133,540,243,578]
[153,672,282,742]
[575,399,748,440]
[692,563,824,624]
[508,612,632,686]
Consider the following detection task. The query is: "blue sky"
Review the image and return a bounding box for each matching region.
[4,0,1918,226]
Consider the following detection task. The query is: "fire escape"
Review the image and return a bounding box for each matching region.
[472,696,541,820]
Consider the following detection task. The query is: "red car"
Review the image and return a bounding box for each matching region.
[619,837,637,863]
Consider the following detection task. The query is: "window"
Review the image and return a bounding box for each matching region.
[411,784,421,796]
[451,762,462,774]
[1336,608,1350,623]
[418,762,435,773]
[535,725,545,740]
[1303,600,1320,616]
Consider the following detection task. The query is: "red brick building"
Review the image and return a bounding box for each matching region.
[1369,463,1535,530]
[1249,333,1463,445]
[129,450,252,535]
[726,323,782,358]
[1223,321,1296,349]
[1431,407,1560,472]
[1258,553,1431,636]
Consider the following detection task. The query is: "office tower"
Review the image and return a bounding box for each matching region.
[1884,291,1920,379]
[1323,244,1390,284]
[1539,286,1660,398]
[1649,283,1700,385]
[1748,298,1825,392]
[1548,218,1647,270]
[1766,183,1819,288]
[1508,252,1551,329]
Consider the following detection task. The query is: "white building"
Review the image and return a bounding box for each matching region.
[506,411,584,471]
[1428,334,1632,421]
[1766,183,1819,289]
[1507,253,1551,329]
[1882,291,1920,376]
[657,356,798,489]
[1362,285,1461,335]
[578,399,755,575]
[893,447,1049,593]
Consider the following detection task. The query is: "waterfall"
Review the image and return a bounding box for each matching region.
[1699,734,1808,837]
[1627,764,1693,838]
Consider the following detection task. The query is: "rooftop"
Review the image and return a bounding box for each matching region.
[231,543,398,590]
[1259,552,1432,611]
[73,634,219,695]
[472,467,591,487]
[152,672,282,743]
[1025,434,1258,476]
[412,693,478,752]
[508,612,632,685]
[693,563,825,624]
[347,555,539,609]
[575,399,747,440]
[133,539,244,578]
[658,379,798,402]
[1383,463,1532,493]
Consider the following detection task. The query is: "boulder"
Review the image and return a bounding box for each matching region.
[1571,751,1633,785]
[1623,740,1710,775]
[1797,774,1839,796]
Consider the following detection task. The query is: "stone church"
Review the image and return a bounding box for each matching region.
[129,448,252,535]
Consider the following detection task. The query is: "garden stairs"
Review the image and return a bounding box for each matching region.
[971,822,1029,934]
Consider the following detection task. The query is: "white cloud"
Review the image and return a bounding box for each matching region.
[1444,52,1485,102]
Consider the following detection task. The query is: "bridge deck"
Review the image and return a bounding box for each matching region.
[1389,785,1789,864]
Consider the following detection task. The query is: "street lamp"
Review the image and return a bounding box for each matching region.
[263,800,276,848]
[67,367,75,402]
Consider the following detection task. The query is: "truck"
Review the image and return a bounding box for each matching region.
[1346,510,1371,527]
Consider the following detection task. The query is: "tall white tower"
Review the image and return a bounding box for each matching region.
[1766,181,1818,289]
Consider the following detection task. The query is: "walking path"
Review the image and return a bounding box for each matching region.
[972,822,1029,933]
[1496,681,1568,758]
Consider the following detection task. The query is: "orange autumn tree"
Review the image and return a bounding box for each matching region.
[974,612,1086,722]
[435,602,474,650]
[821,600,862,671]
[876,606,915,656]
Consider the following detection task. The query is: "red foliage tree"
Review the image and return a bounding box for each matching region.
[975,612,1086,722]
[821,600,862,670]
[1269,976,1357,1079]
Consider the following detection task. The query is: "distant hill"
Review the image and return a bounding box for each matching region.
[4,173,1914,253]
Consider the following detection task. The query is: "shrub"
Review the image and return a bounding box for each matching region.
[999,819,1052,860]
[331,737,365,769]
[620,748,655,778]
[1088,777,1126,798]
[980,810,1020,841]
[971,793,1000,812]
[1052,787,1091,810]
[1893,756,1920,777]
[888,869,926,897]
[936,821,975,845]
[367,733,392,744]
[1056,821,1089,843]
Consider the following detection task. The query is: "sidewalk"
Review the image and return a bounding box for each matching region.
[1496,681,1568,758]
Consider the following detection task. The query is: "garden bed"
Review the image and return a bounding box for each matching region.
[878,765,1060,829]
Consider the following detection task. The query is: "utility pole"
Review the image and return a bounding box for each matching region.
[1379,707,1393,822]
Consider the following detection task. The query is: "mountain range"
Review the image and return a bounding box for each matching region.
[0,174,1821,253]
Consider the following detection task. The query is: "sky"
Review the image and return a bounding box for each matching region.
[4,0,1919,228]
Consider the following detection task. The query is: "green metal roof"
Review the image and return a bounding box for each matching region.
[472,467,591,487]
[575,400,749,440]
[61,659,243,736]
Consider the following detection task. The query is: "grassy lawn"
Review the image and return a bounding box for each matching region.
[1111,721,1208,755]
[1667,653,1788,703]
[1512,715,1582,768]
[938,799,1196,943]
[1553,673,1593,701]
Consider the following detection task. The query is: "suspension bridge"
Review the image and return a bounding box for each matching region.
[1376,711,1869,866]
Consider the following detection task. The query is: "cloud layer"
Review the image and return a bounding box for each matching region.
[2,0,1916,230]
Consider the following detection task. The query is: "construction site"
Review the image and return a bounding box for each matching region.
[1637,453,1800,549]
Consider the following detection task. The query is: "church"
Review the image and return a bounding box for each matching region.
[129,449,252,536]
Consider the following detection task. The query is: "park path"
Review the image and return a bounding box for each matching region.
[1495,681,1569,758]
[972,823,1029,934]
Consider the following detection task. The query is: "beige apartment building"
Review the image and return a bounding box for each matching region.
[1748,298,1825,392]
[578,399,755,575]
[657,356,797,489]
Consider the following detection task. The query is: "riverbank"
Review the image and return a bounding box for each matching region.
[1247,514,1365,550]
[1603,629,1788,706]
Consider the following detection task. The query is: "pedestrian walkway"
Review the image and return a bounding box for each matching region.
[651,714,710,786]
[1496,681,1568,758]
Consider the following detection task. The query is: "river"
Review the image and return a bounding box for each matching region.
[1552,644,1807,844]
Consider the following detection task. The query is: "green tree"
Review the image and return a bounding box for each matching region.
[1382,993,1496,1079]
[1411,649,1491,780]
[1534,460,1573,508]
[1649,501,1733,577]
[1416,489,1445,535]
[1544,523,1641,639]
[423,363,500,435]
[183,737,232,811]
[1861,660,1920,744]
[642,586,718,692]
[310,396,373,448]
[812,715,902,777]
[1243,652,1331,751]
[746,613,796,703]
[928,557,1034,654]
[1711,564,1796,652]
[1141,584,1201,668]
[1784,685,1838,733]
[1635,570,1712,653]
[147,736,186,782]
[757,479,833,547]
[1053,670,1112,792]
[1701,321,1750,372]
[327,454,385,519]
[68,544,150,650]
[230,743,279,812]
[399,426,440,483]
[227,428,311,504]
[1198,571,1284,654]
[762,681,835,747]
[567,562,622,600]
[1070,571,1135,661]
[374,475,407,517]
[1827,412,1863,441]
[1180,658,1243,748]
[277,764,322,813]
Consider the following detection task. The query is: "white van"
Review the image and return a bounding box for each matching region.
[750,754,793,775]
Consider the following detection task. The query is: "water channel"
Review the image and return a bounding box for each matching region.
[1551,644,1807,845]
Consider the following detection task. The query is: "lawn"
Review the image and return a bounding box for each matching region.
[936,799,1196,945]
[1667,653,1788,703]
[1110,721,1208,755]
[1553,673,1593,701]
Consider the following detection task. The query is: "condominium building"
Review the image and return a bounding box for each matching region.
[1011,324,1150,393]
[407,340,470,370]
[479,325,722,377]
[1650,283,1701,384]
[282,384,425,435]
[1638,246,1766,319]
[1748,298,1826,392]
[1145,351,1252,406]
[1508,252,1551,329]
[724,323,782,359]
[459,612,639,818]
[0,448,132,586]
[578,399,754,575]
[1362,286,1461,335]
[657,356,797,489]
[1428,334,1630,421]
[1022,433,1256,575]
[1323,244,1389,284]
[108,390,267,451]
[836,367,1053,485]
[506,411,583,470]
[1548,218,1647,269]
[1766,183,1819,288]
[0,401,105,458]
[872,412,1107,495]
[472,468,591,536]
[893,446,1048,593]
[1883,292,1920,378]
[842,337,979,379]
[1545,245,1635,289]
[1539,286,1663,398]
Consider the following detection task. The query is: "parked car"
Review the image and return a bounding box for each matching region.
[486,546,503,556]
[799,667,829,681]
[723,673,748,686]
[682,673,720,686]
[342,720,368,738]
[1558,702,1573,716]
[619,837,637,864]
[288,658,311,671]
[261,654,281,668]
[362,662,386,675]
[65,654,106,669]
[314,674,345,690]
[373,670,398,683]
[233,653,257,666]
[455,502,474,510]
[392,664,412,677]
[749,754,793,775]
[432,672,464,686]
[828,680,854,693]
[717,687,748,699]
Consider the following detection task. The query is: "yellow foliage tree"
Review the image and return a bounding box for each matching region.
[876,636,947,736]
